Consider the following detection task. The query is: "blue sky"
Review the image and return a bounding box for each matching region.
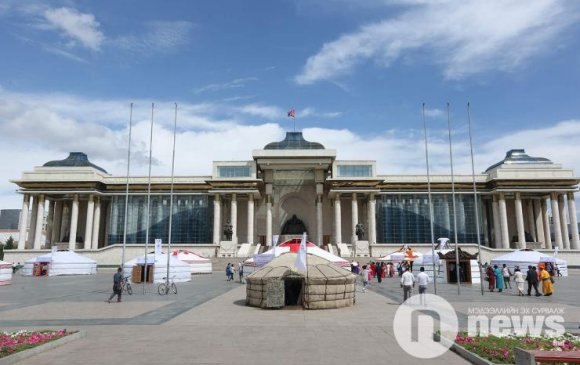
[1,0,580,211]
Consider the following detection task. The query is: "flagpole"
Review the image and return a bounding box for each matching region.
[422,103,437,295]
[293,107,296,132]
[166,103,178,287]
[467,102,485,296]
[143,102,155,294]
[121,103,133,271]
[446,102,461,295]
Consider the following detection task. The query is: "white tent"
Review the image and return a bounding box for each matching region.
[0,261,12,285]
[490,249,568,277]
[21,250,97,276]
[124,253,191,283]
[171,250,212,274]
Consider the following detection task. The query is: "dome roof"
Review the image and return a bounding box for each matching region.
[43,152,107,173]
[485,149,552,172]
[264,132,324,150]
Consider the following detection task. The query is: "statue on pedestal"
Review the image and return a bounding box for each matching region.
[355,223,365,241]
[223,221,233,241]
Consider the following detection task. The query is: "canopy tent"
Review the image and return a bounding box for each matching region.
[123,253,191,283]
[171,250,212,274]
[21,251,97,276]
[244,238,350,272]
[490,249,568,277]
[0,260,12,285]
[246,253,357,310]
[379,246,423,262]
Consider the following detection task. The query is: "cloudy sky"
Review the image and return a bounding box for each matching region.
[1,0,580,214]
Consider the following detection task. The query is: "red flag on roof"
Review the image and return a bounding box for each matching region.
[287,108,296,118]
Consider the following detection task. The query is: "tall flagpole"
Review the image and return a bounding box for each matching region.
[143,103,155,294]
[292,107,296,132]
[121,103,133,270]
[166,103,178,287]
[422,103,437,295]
[447,102,461,295]
[467,102,485,296]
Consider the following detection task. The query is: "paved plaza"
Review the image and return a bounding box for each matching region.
[0,268,578,365]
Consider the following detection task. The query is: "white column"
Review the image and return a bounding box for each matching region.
[247,194,254,244]
[492,195,501,248]
[230,194,237,243]
[525,200,536,242]
[45,200,54,245]
[92,197,101,249]
[514,193,526,249]
[481,200,490,246]
[351,193,358,244]
[542,198,552,249]
[18,194,30,249]
[52,200,63,244]
[568,192,579,249]
[558,194,570,249]
[33,195,45,250]
[69,194,79,250]
[369,193,376,244]
[316,195,323,246]
[334,194,342,244]
[443,195,451,233]
[498,193,509,249]
[27,196,38,248]
[550,193,563,249]
[84,195,95,249]
[533,199,545,247]
[213,195,221,244]
[266,195,272,246]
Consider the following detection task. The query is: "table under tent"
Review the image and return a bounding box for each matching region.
[21,250,97,277]
[171,250,212,274]
[490,249,568,277]
[246,253,357,310]
[123,253,191,284]
[244,238,350,274]
[0,260,12,285]
[378,246,423,273]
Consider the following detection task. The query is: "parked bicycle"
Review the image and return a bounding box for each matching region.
[122,276,133,295]
[158,275,177,295]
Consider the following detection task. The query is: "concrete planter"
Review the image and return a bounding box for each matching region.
[0,330,86,365]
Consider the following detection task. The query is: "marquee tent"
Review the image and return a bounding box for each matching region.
[171,250,212,274]
[246,253,357,310]
[21,250,97,276]
[379,246,423,262]
[490,249,568,277]
[123,253,191,283]
[0,261,12,285]
[244,238,350,272]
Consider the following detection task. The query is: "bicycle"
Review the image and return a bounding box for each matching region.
[158,275,177,295]
[122,276,133,295]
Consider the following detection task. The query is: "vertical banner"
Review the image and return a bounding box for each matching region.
[155,238,162,256]
[272,235,280,256]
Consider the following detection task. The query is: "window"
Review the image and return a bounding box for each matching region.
[337,165,372,177]
[217,166,251,178]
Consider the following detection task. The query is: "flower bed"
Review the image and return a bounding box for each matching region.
[454,332,580,364]
[0,330,74,358]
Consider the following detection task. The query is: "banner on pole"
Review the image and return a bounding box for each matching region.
[155,238,162,256]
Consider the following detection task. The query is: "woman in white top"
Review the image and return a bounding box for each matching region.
[513,268,525,296]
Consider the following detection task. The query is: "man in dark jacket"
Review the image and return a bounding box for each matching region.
[526,266,541,296]
[107,267,124,303]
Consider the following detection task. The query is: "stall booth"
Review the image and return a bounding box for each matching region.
[437,248,481,284]
[0,260,12,285]
[490,249,568,277]
[21,251,97,277]
[124,253,191,284]
[378,246,423,272]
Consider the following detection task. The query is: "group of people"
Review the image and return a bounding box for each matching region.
[225,262,244,283]
[359,262,430,304]
[485,263,555,296]
[351,260,410,282]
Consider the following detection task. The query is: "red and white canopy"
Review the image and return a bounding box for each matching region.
[171,250,212,274]
[0,260,12,286]
[245,238,350,269]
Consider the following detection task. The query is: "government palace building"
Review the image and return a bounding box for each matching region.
[9,131,580,265]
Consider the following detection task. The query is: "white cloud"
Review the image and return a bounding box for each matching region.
[43,7,104,51]
[236,104,284,120]
[424,107,445,119]
[295,0,580,84]
[298,107,342,119]
[114,20,193,55]
[195,77,258,94]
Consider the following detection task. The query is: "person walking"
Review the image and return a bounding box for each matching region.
[226,263,232,281]
[526,266,541,296]
[539,266,554,296]
[502,264,512,289]
[416,267,430,305]
[486,265,496,292]
[514,268,525,296]
[238,262,244,283]
[400,268,415,302]
[360,265,369,293]
[493,265,504,293]
[377,262,383,283]
[107,267,124,303]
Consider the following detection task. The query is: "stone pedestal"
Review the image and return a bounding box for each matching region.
[354,240,370,257]
[218,240,237,257]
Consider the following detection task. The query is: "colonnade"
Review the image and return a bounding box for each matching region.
[333,192,376,245]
